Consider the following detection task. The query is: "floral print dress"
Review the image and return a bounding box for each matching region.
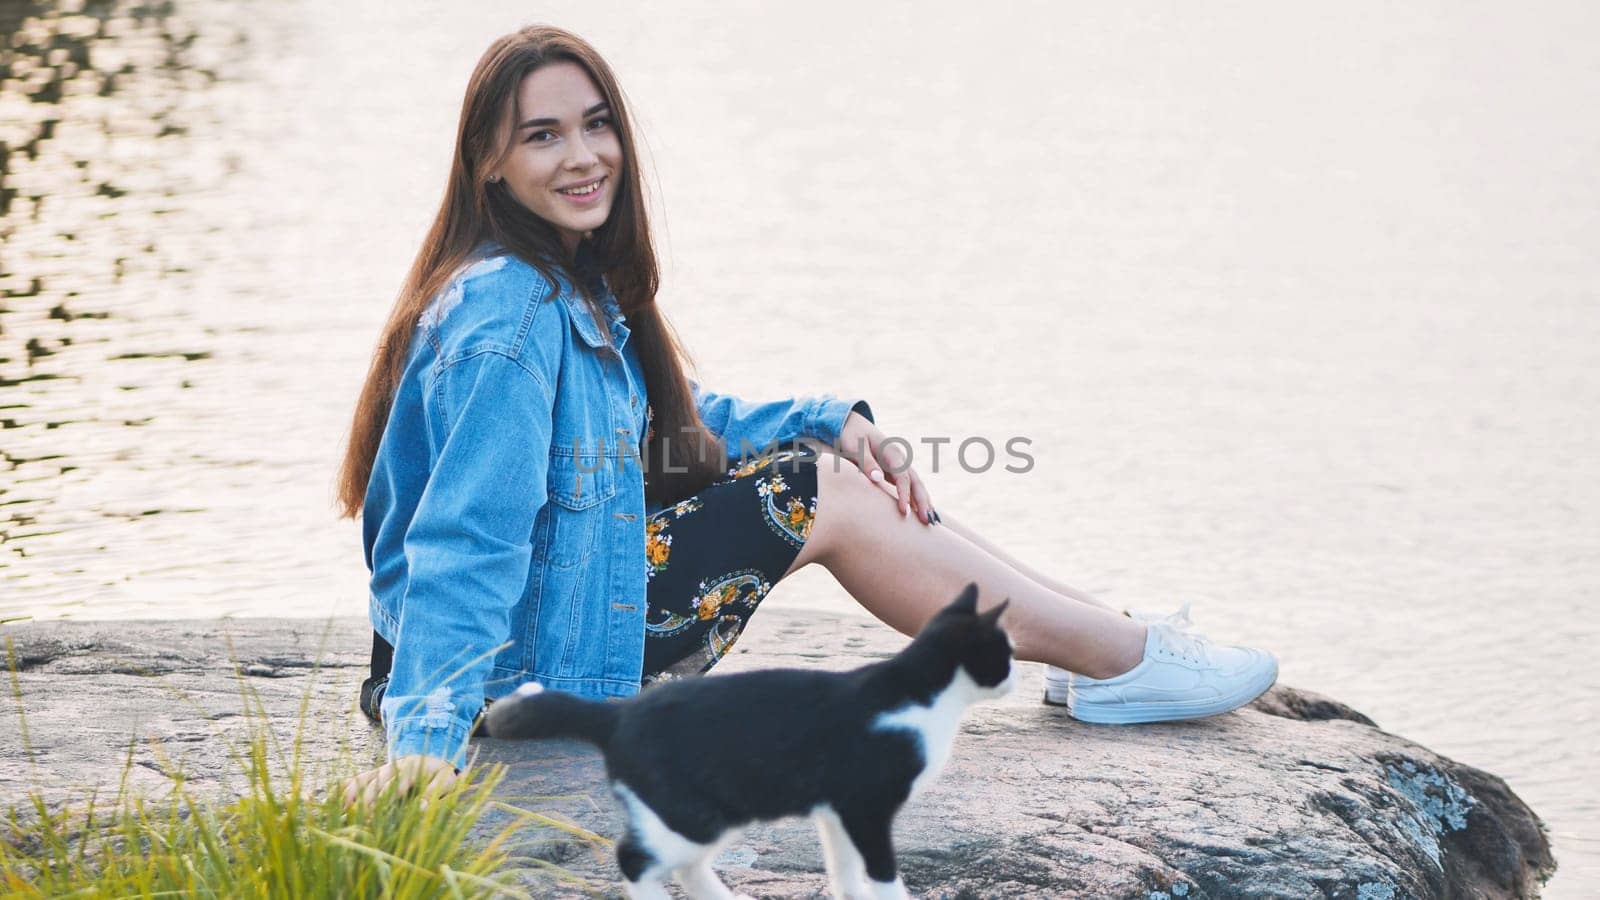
[637,431,822,685]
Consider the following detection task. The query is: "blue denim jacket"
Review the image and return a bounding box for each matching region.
[361,251,870,767]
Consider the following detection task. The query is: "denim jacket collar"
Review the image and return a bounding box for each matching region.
[472,240,627,350]
[559,274,629,351]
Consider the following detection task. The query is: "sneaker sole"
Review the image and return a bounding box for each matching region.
[1042,659,1279,724]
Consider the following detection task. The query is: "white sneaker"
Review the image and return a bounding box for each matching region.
[1042,603,1169,709]
[1042,604,1278,724]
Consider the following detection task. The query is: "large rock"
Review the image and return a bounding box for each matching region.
[0,611,1555,898]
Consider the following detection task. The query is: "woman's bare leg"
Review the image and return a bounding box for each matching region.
[932,511,1121,615]
[785,456,1146,679]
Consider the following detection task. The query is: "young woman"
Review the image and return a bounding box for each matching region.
[337,26,1278,803]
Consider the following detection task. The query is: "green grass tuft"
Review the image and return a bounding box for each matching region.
[0,633,609,898]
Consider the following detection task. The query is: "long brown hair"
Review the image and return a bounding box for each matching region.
[334,25,723,520]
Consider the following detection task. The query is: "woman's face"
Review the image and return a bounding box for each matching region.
[494,61,622,253]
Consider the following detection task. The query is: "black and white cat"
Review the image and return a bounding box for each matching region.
[485,583,1014,900]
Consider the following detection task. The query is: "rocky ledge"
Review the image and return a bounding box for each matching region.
[1,611,1555,898]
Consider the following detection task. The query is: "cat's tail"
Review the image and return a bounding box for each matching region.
[483,682,618,747]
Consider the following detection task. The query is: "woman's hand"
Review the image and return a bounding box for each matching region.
[341,754,457,808]
[836,411,936,525]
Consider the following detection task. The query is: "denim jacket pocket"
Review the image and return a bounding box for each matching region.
[547,448,617,509]
[542,450,618,569]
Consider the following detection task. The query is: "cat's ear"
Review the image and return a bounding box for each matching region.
[977,598,1011,629]
[946,582,980,616]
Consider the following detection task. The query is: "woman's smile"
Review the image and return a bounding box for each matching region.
[556,174,607,205]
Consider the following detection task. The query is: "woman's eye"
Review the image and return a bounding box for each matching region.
[526,130,556,144]
[587,116,612,131]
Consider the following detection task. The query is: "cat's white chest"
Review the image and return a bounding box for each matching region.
[872,674,975,801]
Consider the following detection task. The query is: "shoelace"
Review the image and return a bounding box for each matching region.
[1146,602,1212,665]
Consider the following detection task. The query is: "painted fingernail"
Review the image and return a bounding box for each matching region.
[930,508,941,524]
[870,470,884,482]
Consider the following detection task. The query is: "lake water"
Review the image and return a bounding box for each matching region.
[1,0,1595,893]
